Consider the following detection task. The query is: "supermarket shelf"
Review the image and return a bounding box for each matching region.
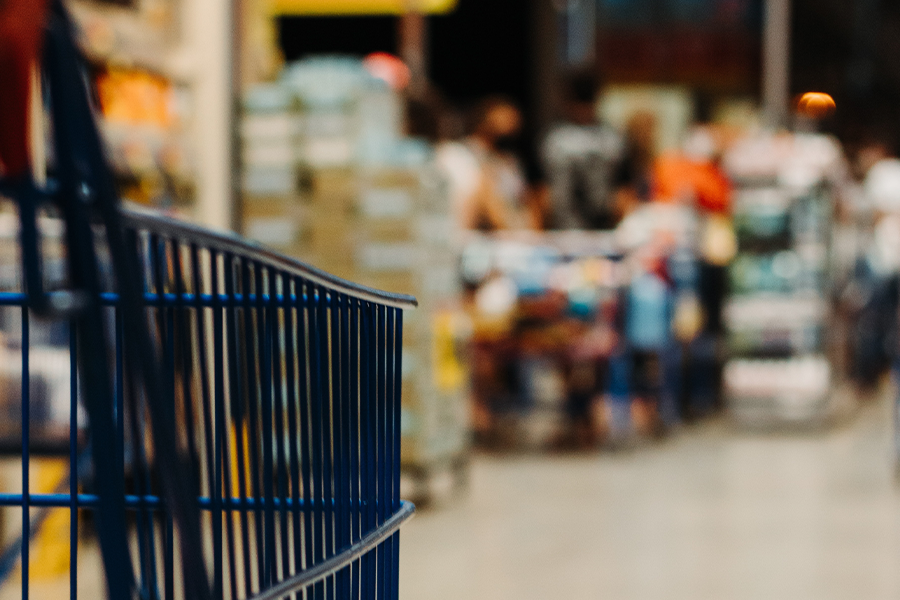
[725,294,829,329]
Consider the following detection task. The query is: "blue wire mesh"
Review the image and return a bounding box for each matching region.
[0,208,416,599]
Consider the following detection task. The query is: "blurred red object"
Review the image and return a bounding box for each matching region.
[363,52,411,90]
[0,0,49,179]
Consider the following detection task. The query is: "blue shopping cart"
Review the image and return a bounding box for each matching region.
[0,2,416,599]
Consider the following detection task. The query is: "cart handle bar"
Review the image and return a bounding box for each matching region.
[247,500,415,600]
[122,205,419,310]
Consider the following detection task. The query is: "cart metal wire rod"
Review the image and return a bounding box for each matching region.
[0,1,417,598]
[0,205,417,599]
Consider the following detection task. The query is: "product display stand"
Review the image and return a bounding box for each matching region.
[723,133,842,426]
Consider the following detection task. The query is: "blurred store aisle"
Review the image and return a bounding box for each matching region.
[400,392,900,600]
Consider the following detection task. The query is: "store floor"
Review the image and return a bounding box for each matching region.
[399,393,900,600]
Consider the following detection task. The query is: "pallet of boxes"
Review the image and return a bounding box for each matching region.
[241,83,306,255]
[241,57,470,504]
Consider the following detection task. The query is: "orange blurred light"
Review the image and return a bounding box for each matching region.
[795,92,836,119]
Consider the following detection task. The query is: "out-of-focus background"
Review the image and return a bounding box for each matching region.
[6,0,900,598]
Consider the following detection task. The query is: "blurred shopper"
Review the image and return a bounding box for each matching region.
[652,125,731,214]
[541,70,634,230]
[539,71,637,444]
[608,214,686,440]
[604,107,736,436]
[435,96,530,231]
[653,120,735,416]
[429,97,532,443]
[853,141,900,389]
[600,111,679,440]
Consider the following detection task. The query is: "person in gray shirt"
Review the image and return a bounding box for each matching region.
[541,70,636,230]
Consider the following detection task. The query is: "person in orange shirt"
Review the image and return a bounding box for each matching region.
[652,125,732,214]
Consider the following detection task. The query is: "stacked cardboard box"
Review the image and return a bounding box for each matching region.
[241,60,469,499]
[297,163,468,482]
[241,85,305,255]
[359,167,468,487]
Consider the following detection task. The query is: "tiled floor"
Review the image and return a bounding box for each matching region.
[399,396,900,600]
[2,393,898,599]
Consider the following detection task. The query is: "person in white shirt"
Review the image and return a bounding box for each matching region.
[435,97,530,232]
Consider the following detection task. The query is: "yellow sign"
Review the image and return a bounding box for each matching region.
[269,0,457,15]
[432,310,467,393]
[30,459,71,580]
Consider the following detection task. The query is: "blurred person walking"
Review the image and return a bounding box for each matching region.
[651,116,736,418]
[852,138,900,466]
[853,140,900,390]
[428,96,534,443]
[606,108,736,438]
[539,71,643,445]
[435,96,531,231]
[541,69,635,230]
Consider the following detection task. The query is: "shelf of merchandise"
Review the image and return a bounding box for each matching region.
[459,231,626,450]
[724,175,837,426]
[240,58,471,504]
[68,0,197,213]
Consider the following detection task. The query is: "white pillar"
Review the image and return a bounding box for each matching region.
[762,0,791,129]
[184,0,236,231]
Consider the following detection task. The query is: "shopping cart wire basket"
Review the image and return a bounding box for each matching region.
[0,2,417,599]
